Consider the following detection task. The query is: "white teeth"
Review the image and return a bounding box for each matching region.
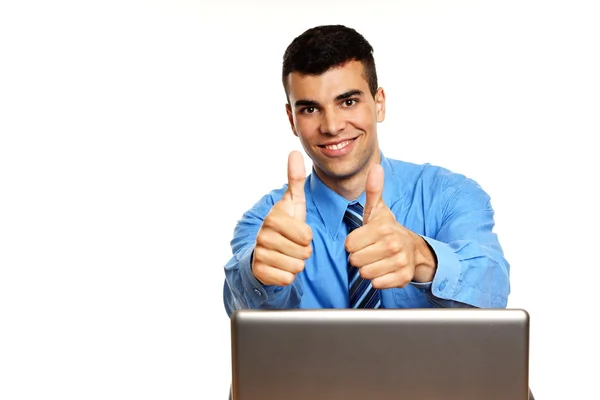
[325,140,351,150]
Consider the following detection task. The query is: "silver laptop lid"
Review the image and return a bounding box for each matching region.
[231,308,529,400]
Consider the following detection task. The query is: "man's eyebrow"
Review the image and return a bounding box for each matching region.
[294,90,364,108]
[334,89,364,101]
[294,99,319,107]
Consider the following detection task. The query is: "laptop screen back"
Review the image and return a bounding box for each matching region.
[230,308,529,400]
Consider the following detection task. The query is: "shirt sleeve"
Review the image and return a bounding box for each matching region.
[223,191,303,317]
[410,172,510,309]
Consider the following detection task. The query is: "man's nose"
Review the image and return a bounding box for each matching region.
[319,108,346,136]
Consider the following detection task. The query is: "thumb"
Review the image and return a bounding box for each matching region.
[286,150,307,221]
[363,164,384,224]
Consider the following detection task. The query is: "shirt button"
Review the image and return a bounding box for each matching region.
[274,287,283,293]
[253,288,262,296]
[438,279,447,291]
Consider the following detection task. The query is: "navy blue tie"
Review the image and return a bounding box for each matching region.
[344,202,381,309]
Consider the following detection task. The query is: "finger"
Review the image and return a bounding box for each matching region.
[363,163,384,224]
[348,230,410,264]
[253,262,297,286]
[253,247,306,275]
[370,270,414,289]
[264,206,313,245]
[287,150,307,221]
[351,249,410,279]
[345,221,386,253]
[256,227,313,260]
[348,241,398,268]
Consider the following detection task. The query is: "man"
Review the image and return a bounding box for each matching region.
[223,24,510,314]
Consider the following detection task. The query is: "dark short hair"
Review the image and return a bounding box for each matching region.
[282,25,378,100]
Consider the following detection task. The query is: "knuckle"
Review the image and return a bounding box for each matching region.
[395,251,408,266]
[291,259,305,274]
[303,245,313,259]
[377,223,393,236]
[345,238,353,253]
[255,231,270,248]
[348,253,359,267]
[253,246,267,262]
[252,262,267,281]
[280,272,295,286]
[398,271,412,287]
[305,226,314,243]
[262,213,276,230]
[359,267,370,279]
[299,225,313,245]
[386,236,402,254]
[359,267,373,280]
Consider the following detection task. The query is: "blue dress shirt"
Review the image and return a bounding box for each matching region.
[223,153,510,316]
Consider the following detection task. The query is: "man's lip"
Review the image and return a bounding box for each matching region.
[317,137,357,158]
[318,137,357,147]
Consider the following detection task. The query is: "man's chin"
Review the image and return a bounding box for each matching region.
[318,165,359,181]
[310,155,361,177]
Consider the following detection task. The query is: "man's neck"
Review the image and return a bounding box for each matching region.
[315,152,381,201]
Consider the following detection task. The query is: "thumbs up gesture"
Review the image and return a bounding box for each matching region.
[345,164,438,289]
[252,151,313,286]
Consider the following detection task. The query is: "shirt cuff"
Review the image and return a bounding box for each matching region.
[416,236,463,300]
[238,245,285,306]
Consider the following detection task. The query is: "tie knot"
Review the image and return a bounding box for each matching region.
[343,202,364,232]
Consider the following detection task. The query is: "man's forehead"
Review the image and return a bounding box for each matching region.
[286,61,369,101]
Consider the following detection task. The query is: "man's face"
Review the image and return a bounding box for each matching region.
[285,60,386,186]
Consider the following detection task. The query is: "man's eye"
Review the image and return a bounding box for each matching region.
[302,107,316,114]
[343,99,357,107]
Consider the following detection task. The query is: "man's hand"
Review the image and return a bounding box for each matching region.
[252,151,313,286]
[345,164,437,289]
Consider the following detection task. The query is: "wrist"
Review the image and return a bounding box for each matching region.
[412,234,438,283]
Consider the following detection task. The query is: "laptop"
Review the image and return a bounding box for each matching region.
[230,308,530,400]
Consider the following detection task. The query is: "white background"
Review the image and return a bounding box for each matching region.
[1,0,598,399]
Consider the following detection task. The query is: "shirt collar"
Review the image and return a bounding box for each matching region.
[308,152,395,239]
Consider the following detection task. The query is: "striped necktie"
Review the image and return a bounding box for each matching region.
[344,202,381,309]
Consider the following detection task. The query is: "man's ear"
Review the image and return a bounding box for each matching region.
[286,103,299,137]
[375,87,386,123]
